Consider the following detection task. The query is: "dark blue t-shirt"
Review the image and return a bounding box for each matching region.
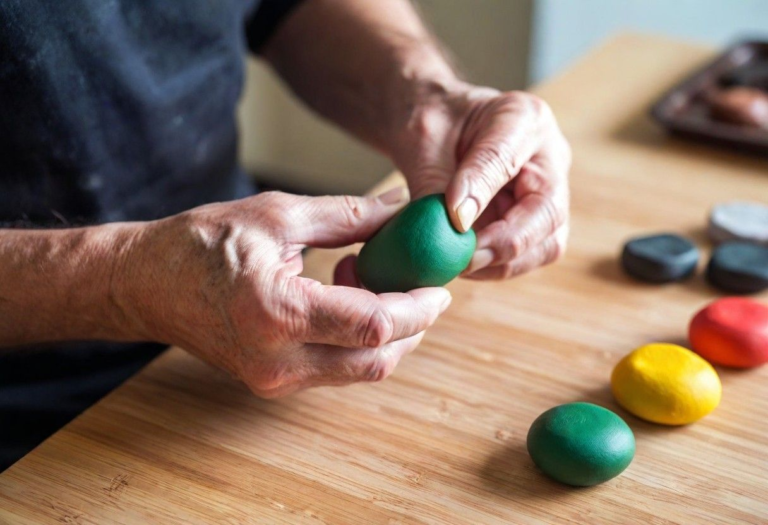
[0,0,304,470]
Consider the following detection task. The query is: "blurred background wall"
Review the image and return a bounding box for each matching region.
[238,0,768,195]
[532,0,768,82]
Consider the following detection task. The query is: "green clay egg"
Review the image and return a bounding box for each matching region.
[527,402,635,487]
[356,194,476,293]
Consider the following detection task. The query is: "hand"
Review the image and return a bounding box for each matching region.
[389,83,571,280]
[115,190,451,398]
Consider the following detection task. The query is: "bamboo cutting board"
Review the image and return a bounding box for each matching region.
[1,34,767,524]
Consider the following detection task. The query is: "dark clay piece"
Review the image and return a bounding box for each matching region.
[621,233,699,283]
[706,241,768,294]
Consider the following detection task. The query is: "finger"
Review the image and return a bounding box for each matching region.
[333,255,361,288]
[306,331,425,387]
[298,278,451,348]
[465,175,568,274]
[446,94,553,233]
[248,332,426,398]
[291,188,408,248]
[464,226,568,280]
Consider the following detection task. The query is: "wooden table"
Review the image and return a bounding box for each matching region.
[2,34,767,525]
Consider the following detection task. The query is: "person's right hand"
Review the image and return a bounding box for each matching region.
[114,189,451,398]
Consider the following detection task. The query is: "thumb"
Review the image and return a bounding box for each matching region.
[445,105,543,233]
[294,187,407,248]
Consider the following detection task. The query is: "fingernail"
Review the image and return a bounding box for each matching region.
[377,187,407,205]
[456,198,479,232]
[466,248,495,274]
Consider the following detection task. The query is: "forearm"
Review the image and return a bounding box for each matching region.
[262,0,462,153]
[0,223,142,348]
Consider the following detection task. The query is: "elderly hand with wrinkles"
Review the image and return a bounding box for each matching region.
[389,84,571,281]
[116,190,450,398]
[119,93,571,398]
[1,0,571,402]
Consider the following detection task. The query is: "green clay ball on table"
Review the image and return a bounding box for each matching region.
[356,194,476,293]
[527,402,635,487]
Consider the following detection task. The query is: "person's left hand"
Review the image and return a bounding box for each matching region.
[388,83,571,280]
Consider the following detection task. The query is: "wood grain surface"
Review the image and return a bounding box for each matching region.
[2,34,768,525]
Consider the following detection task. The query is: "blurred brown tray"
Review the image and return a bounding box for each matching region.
[651,40,768,156]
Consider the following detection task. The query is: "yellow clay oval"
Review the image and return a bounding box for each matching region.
[611,343,722,425]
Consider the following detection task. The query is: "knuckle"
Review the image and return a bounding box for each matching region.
[363,307,394,348]
[258,191,288,215]
[492,219,528,259]
[248,364,292,394]
[499,90,529,111]
[544,233,567,266]
[246,358,312,397]
[486,222,526,261]
[501,263,520,280]
[338,195,366,230]
[362,356,395,383]
[505,231,528,259]
[409,105,451,138]
[257,190,281,206]
[543,196,566,233]
[516,167,549,194]
[259,192,294,228]
[522,192,563,238]
[498,91,554,131]
[524,93,551,120]
[547,239,563,265]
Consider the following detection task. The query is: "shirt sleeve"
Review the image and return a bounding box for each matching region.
[245,0,307,53]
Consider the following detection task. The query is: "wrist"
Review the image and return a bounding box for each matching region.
[87,221,153,342]
[109,208,234,348]
[107,217,177,344]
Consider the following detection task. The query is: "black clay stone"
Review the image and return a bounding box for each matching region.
[621,234,699,283]
[706,241,768,294]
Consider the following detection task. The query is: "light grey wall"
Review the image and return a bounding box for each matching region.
[531,0,768,83]
[415,0,532,90]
